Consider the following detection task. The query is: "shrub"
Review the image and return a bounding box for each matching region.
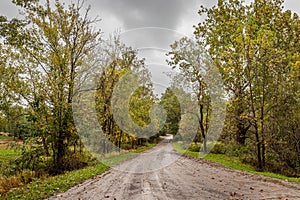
[0,170,36,195]
[210,142,226,154]
[48,152,91,175]
[121,143,133,150]
[188,143,202,152]
[6,141,22,150]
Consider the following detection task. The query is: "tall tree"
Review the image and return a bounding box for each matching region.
[167,37,212,153]
[95,35,155,153]
[1,0,101,173]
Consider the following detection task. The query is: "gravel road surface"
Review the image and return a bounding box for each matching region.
[48,142,300,200]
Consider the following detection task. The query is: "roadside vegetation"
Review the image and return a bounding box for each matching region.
[173,142,300,183]
[163,0,300,180]
[0,0,161,197]
[0,138,155,199]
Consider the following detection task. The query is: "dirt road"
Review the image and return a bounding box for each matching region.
[48,142,300,200]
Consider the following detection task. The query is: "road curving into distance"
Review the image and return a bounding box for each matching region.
[47,140,300,200]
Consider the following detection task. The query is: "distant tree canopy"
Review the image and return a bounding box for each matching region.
[159,87,181,136]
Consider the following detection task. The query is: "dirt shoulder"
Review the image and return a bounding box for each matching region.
[47,143,300,200]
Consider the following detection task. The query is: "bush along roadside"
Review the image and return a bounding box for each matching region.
[172,142,300,184]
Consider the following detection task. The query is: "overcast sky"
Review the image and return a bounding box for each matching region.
[1,0,299,35]
[1,0,299,95]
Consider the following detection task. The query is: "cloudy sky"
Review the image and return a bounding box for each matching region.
[1,0,299,35]
[1,0,300,95]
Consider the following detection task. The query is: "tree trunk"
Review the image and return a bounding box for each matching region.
[254,123,263,170]
[53,131,66,174]
[199,104,207,153]
[42,137,50,156]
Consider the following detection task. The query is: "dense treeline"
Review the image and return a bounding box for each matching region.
[167,0,300,176]
[0,0,157,176]
[94,36,158,153]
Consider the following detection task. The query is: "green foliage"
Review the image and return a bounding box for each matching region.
[159,87,181,136]
[187,143,201,152]
[129,86,154,127]
[0,0,102,174]
[167,35,219,153]
[94,35,156,153]
[194,0,300,172]
[209,142,227,154]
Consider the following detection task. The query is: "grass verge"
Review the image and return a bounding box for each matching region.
[172,142,300,183]
[0,136,15,141]
[0,149,21,162]
[1,143,156,200]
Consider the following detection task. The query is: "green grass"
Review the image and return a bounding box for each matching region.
[205,154,300,183]
[3,162,109,200]
[0,136,15,141]
[0,149,21,162]
[1,143,156,200]
[172,142,300,184]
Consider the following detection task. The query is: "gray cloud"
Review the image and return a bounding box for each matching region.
[1,0,299,35]
[0,1,20,19]
[90,0,201,30]
[283,0,300,15]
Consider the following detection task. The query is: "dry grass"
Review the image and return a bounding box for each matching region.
[0,143,7,149]
[0,170,36,194]
[0,137,22,150]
